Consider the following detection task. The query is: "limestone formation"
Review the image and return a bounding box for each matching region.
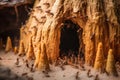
[37,44,50,71]
[94,42,104,72]
[18,40,25,56]
[26,36,34,60]
[14,46,18,54]
[106,49,118,76]
[20,0,120,67]
[5,36,13,52]
[34,48,40,69]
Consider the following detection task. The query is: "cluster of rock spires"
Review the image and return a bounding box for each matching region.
[94,42,118,76]
[0,36,119,76]
[0,36,50,71]
[19,0,120,67]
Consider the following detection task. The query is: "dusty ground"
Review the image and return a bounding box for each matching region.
[0,50,120,80]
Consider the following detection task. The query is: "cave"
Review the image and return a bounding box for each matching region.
[59,20,81,57]
[0,0,120,80]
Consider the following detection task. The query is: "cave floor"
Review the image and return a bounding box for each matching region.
[0,50,120,80]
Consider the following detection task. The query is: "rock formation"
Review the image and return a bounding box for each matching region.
[106,49,118,76]
[20,0,120,67]
[94,42,104,71]
[5,36,13,52]
[26,36,34,60]
[18,40,25,56]
[14,46,18,54]
[37,44,50,71]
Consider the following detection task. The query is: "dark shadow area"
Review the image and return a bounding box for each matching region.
[0,65,27,80]
[0,5,32,32]
[59,20,80,57]
[0,4,33,47]
[0,29,19,46]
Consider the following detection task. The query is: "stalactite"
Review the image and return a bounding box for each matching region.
[14,5,19,23]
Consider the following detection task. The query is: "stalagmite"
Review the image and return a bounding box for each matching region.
[18,40,25,56]
[94,42,104,72]
[34,49,40,68]
[26,36,34,60]
[14,46,18,54]
[33,43,41,69]
[5,36,13,52]
[106,49,118,76]
[37,44,50,71]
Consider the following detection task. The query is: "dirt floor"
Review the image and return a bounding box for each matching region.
[0,50,120,80]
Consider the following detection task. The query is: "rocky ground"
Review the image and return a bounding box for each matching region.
[0,50,120,80]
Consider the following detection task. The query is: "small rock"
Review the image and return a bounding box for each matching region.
[22,73,28,76]
[45,74,50,77]
[0,57,2,60]
[63,75,65,77]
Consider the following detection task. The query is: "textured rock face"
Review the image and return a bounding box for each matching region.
[21,0,120,67]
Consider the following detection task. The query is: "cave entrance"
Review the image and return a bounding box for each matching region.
[59,20,82,58]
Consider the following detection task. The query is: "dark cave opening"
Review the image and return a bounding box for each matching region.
[59,20,82,57]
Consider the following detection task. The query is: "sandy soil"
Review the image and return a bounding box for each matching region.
[0,50,120,80]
